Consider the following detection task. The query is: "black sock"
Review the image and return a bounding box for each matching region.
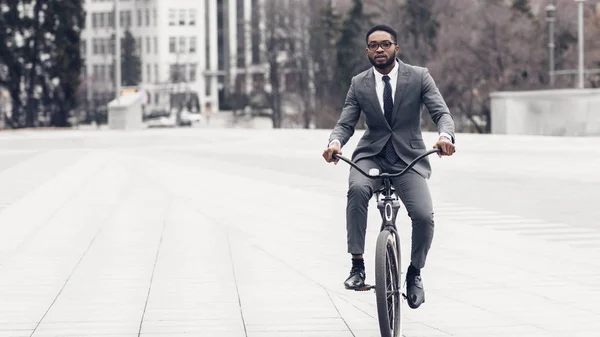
[352,258,365,270]
[407,264,420,276]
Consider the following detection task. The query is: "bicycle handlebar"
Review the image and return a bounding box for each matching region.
[332,148,442,179]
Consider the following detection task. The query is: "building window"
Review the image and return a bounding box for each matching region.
[169,9,176,26]
[154,64,159,83]
[189,9,196,26]
[92,13,98,28]
[179,9,186,25]
[146,37,151,54]
[179,36,186,54]
[155,92,160,104]
[169,37,176,53]
[145,9,150,26]
[153,9,157,26]
[252,73,265,92]
[189,36,196,53]
[170,64,186,82]
[120,11,131,28]
[189,63,197,82]
[137,37,142,55]
[137,9,142,26]
[154,36,158,54]
[180,64,187,82]
[169,65,176,81]
[147,64,151,83]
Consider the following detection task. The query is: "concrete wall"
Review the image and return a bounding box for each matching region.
[107,93,143,130]
[490,88,600,136]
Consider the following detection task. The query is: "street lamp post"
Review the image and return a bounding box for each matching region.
[575,0,585,89]
[546,3,556,86]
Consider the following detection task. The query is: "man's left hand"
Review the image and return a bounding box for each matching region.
[433,136,455,157]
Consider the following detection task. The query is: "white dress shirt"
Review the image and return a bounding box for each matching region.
[374,60,399,113]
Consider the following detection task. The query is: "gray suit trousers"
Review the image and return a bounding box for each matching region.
[346,155,434,269]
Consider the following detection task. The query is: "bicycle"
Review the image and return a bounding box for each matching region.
[332,148,442,337]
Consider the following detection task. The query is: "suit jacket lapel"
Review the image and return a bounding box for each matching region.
[392,60,411,126]
[364,70,391,130]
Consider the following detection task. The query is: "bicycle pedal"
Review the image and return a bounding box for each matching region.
[354,284,375,292]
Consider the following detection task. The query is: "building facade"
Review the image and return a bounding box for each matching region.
[81,0,267,115]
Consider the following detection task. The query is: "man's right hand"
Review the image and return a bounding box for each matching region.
[322,143,342,165]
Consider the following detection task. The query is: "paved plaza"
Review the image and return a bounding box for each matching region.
[0,127,599,337]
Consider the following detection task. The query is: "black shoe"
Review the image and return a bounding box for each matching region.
[406,274,425,309]
[344,267,366,289]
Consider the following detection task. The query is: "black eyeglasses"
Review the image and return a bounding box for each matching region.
[367,41,396,51]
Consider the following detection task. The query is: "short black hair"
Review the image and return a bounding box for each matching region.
[365,25,397,44]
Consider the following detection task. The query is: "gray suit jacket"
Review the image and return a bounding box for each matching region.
[328,60,455,179]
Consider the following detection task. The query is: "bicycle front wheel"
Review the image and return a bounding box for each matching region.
[374,228,402,337]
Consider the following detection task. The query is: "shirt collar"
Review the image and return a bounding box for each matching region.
[373,59,399,83]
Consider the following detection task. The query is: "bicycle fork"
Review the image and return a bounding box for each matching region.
[377,195,401,231]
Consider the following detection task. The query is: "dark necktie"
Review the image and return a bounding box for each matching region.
[382,75,398,164]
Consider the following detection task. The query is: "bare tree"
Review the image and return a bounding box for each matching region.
[424,0,548,133]
[253,0,319,128]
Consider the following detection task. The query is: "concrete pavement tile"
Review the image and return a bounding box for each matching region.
[0,322,33,336]
[32,334,135,337]
[141,318,240,327]
[247,332,353,337]
[140,322,246,335]
[0,332,32,337]
[28,320,139,336]
[442,324,550,337]
[140,334,242,337]
[141,316,245,337]
[564,332,600,337]
[141,302,244,321]
[400,322,454,337]
[245,317,349,332]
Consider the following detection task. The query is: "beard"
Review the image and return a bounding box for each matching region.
[368,52,396,69]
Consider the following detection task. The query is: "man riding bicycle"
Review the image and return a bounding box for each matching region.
[322,24,456,309]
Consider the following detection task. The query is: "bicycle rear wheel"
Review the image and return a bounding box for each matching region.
[375,228,402,337]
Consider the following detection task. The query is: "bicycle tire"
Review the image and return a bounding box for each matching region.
[375,228,402,337]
